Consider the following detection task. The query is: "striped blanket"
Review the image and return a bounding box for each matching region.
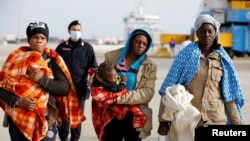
[0,46,85,141]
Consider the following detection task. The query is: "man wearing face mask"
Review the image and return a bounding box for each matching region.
[55,20,98,141]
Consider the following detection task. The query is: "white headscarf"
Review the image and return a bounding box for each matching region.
[194,14,220,35]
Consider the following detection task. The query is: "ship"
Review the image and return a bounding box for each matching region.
[123,0,163,46]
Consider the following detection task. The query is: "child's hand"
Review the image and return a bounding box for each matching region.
[121,76,128,82]
[114,64,120,71]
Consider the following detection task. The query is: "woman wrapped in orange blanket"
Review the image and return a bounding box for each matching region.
[0,50,53,140]
[0,21,85,141]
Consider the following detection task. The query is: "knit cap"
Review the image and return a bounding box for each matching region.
[26,21,49,42]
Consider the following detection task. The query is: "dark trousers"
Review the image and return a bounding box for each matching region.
[104,112,141,141]
[8,116,29,141]
[8,116,58,141]
[58,99,85,141]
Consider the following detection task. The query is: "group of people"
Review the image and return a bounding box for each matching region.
[0,13,245,141]
[0,20,97,141]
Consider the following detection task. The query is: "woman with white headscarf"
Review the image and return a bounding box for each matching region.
[157,14,245,141]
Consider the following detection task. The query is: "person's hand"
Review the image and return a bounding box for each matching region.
[28,67,44,83]
[17,97,36,111]
[114,64,120,71]
[121,76,128,82]
[157,121,170,135]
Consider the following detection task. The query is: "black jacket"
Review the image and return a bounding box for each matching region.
[56,39,98,100]
[92,74,126,93]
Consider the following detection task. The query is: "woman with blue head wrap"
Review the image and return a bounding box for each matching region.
[157,14,245,140]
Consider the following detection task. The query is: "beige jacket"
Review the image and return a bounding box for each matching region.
[158,52,242,125]
[104,47,157,139]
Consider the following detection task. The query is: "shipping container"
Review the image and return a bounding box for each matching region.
[229,1,250,10]
[232,25,247,53]
[195,0,250,58]
[226,9,250,23]
[202,0,228,11]
[219,32,233,48]
[201,11,226,23]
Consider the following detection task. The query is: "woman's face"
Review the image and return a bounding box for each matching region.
[29,33,47,53]
[131,35,148,56]
[197,23,216,48]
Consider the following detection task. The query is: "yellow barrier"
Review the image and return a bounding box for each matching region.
[218,33,233,48]
[160,34,190,45]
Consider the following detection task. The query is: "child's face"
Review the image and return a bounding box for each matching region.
[104,69,118,83]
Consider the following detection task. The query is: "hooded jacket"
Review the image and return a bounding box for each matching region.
[104,28,157,139]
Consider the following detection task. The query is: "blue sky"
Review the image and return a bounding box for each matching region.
[0,0,201,39]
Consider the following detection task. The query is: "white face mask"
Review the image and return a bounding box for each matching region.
[70,31,81,41]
